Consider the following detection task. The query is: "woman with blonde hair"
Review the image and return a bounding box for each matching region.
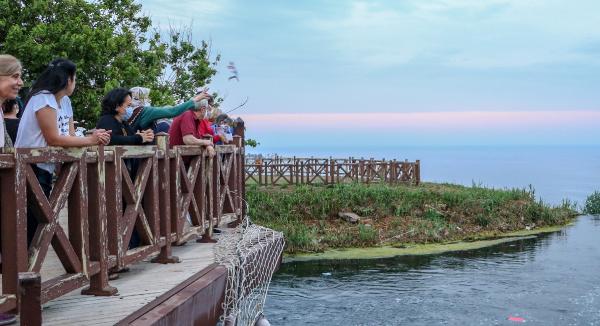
[0,54,22,326]
[0,55,24,149]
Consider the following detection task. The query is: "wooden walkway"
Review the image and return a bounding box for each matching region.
[2,238,216,325]
[0,209,236,324]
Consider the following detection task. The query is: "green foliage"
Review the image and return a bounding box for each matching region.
[0,0,218,128]
[244,138,260,148]
[247,183,577,253]
[584,191,600,215]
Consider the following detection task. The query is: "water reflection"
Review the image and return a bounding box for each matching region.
[265,216,600,325]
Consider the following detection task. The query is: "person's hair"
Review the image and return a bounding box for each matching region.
[2,99,18,114]
[101,88,132,116]
[215,113,230,124]
[0,55,22,76]
[26,58,77,105]
[192,98,209,112]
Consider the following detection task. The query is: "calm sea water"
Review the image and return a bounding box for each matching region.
[249,145,600,205]
[265,215,600,325]
[254,145,600,324]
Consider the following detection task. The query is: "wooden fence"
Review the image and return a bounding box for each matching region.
[245,156,420,186]
[0,134,245,323]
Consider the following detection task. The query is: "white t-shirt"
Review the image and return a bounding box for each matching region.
[15,91,74,172]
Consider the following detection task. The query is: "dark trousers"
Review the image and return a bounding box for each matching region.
[27,165,53,246]
[126,159,141,249]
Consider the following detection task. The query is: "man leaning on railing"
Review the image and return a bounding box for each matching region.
[168,95,216,157]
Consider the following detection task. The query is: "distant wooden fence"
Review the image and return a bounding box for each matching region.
[245,156,420,186]
[0,134,245,324]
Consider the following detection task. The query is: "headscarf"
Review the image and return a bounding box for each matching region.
[130,86,151,108]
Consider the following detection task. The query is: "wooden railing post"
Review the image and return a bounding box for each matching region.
[199,149,217,243]
[82,146,117,296]
[19,272,41,326]
[153,134,180,264]
[0,154,27,308]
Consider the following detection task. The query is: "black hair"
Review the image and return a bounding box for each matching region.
[215,113,230,124]
[101,88,132,116]
[2,99,18,114]
[26,58,77,106]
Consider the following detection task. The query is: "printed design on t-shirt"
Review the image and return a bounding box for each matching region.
[57,110,71,136]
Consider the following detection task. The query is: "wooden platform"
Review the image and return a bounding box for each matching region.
[2,239,219,325]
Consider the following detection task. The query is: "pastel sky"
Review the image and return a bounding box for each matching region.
[142,0,600,149]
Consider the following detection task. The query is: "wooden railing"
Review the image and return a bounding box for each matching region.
[0,134,245,323]
[245,157,420,186]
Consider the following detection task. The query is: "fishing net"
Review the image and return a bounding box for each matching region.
[215,217,285,326]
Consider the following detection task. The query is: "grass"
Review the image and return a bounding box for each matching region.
[583,191,600,215]
[247,182,578,254]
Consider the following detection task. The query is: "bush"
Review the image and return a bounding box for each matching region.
[583,191,600,215]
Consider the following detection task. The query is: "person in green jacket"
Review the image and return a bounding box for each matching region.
[125,86,211,132]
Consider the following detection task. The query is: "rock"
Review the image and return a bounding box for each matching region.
[338,212,361,223]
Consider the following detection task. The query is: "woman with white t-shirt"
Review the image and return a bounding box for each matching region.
[15,58,111,244]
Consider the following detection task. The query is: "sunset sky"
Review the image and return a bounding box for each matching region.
[143,0,600,149]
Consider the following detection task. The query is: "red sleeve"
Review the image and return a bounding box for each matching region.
[180,113,197,137]
[198,119,220,143]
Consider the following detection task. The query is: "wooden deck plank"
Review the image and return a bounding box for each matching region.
[40,240,216,326]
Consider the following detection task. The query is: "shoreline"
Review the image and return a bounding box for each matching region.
[283,222,572,263]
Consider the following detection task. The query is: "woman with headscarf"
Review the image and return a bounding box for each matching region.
[125,86,211,133]
[96,88,154,145]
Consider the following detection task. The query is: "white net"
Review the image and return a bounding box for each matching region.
[216,217,285,326]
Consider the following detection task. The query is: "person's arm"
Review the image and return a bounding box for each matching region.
[137,101,195,130]
[37,107,109,146]
[182,135,213,146]
[108,132,143,145]
[182,135,215,156]
[136,93,211,129]
[97,116,145,145]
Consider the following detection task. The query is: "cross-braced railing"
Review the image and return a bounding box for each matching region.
[244,157,420,186]
[0,133,245,323]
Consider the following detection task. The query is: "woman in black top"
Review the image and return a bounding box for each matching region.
[97,88,154,145]
[97,88,153,250]
[2,98,19,143]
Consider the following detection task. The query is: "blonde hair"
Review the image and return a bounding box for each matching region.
[0,55,22,76]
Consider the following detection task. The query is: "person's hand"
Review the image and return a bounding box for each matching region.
[206,145,216,157]
[201,139,213,147]
[193,89,212,102]
[137,129,154,143]
[90,129,111,145]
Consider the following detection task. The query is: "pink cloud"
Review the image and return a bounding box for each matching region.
[241,111,600,132]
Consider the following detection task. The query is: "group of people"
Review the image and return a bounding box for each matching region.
[0,54,238,324]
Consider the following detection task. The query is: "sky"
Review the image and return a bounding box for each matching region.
[142,0,600,150]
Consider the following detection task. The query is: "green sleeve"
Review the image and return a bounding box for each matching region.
[135,100,196,130]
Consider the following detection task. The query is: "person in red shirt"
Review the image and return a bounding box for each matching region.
[197,106,230,145]
[168,98,216,156]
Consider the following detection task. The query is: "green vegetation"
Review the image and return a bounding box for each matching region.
[583,191,600,215]
[0,0,218,128]
[247,183,577,254]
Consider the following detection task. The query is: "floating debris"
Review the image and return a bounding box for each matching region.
[508,316,526,323]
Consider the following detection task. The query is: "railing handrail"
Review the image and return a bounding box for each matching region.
[0,133,246,319]
[244,156,420,186]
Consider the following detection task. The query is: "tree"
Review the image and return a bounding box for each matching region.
[0,0,218,128]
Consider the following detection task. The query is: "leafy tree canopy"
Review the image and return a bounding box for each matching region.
[0,0,219,127]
